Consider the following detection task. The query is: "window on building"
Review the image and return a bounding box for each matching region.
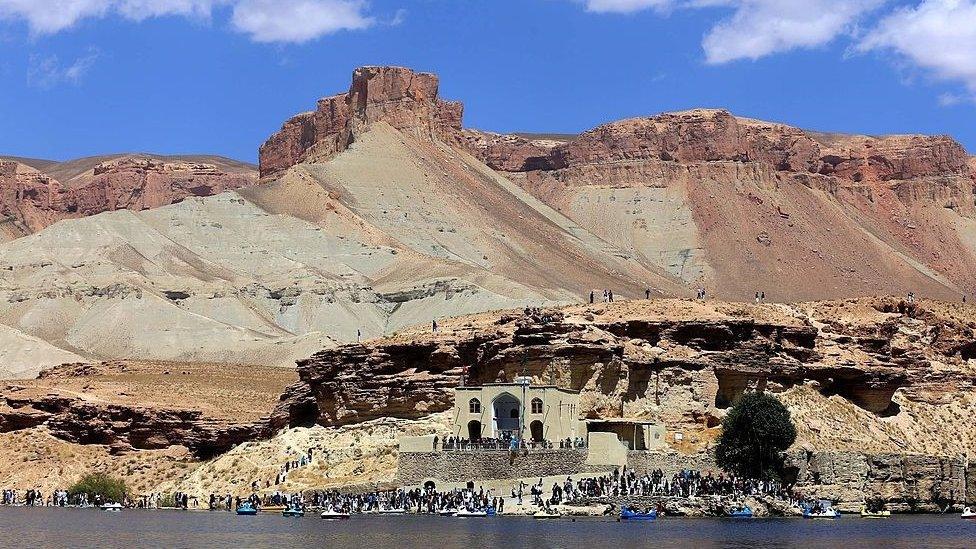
[531,398,543,414]
[469,398,481,414]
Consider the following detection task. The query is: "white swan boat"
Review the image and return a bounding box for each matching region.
[962,506,976,519]
[438,508,458,516]
[320,509,351,520]
[100,502,123,512]
[803,506,841,519]
[455,509,488,517]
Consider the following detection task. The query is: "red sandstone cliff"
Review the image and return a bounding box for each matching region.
[0,155,257,234]
[225,67,976,300]
[259,66,463,178]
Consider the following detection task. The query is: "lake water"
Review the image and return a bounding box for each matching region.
[0,507,973,548]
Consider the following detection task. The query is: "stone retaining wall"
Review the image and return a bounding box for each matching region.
[626,450,718,474]
[398,448,972,511]
[396,450,603,485]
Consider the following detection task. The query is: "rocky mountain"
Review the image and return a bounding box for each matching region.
[0,67,679,379]
[260,66,976,303]
[0,154,257,239]
[0,65,974,378]
[476,110,976,301]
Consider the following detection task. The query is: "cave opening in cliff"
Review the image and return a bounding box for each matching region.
[821,380,903,417]
[714,370,765,409]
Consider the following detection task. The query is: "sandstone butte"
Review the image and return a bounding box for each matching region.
[261,66,976,301]
[0,154,257,238]
[0,66,974,511]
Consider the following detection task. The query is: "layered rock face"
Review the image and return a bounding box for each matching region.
[0,391,268,458]
[258,66,464,177]
[0,155,257,234]
[70,156,256,218]
[0,161,69,234]
[785,451,968,512]
[0,361,295,458]
[490,110,976,299]
[285,298,976,460]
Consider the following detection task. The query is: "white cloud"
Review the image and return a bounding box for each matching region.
[582,0,674,13]
[570,1,886,62]
[114,0,218,21]
[859,0,976,96]
[230,0,372,43]
[27,47,99,88]
[700,0,885,64]
[0,0,112,34]
[0,0,373,42]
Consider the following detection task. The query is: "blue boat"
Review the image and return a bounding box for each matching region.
[236,502,258,516]
[729,505,754,518]
[620,507,658,520]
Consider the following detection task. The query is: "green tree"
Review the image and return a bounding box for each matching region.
[68,472,128,503]
[715,392,796,479]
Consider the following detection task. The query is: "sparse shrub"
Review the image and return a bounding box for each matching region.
[68,472,128,503]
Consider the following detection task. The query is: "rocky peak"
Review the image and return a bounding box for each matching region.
[258,66,463,178]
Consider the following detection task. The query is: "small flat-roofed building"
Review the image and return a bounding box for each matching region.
[451,382,581,443]
[585,418,666,451]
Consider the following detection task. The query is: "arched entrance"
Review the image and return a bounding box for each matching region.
[530,420,544,443]
[492,393,520,439]
[467,420,482,441]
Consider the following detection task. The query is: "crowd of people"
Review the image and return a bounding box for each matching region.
[2,489,73,506]
[1,489,106,507]
[311,485,501,515]
[1,466,798,515]
[547,467,794,505]
[439,435,587,452]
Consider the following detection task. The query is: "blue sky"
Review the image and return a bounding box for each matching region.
[0,0,974,163]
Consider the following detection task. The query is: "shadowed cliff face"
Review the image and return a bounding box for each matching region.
[283,297,976,457]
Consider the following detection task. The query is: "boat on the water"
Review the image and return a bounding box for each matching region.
[455,509,489,517]
[729,505,753,518]
[375,508,406,515]
[962,506,976,519]
[860,506,890,519]
[620,507,657,520]
[532,509,561,519]
[437,508,458,516]
[320,509,351,520]
[100,503,123,512]
[282,504,305,517]
[236,502,258,516]
[803,501,841,519]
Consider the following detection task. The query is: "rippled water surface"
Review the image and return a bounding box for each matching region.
[0,507,973,548]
